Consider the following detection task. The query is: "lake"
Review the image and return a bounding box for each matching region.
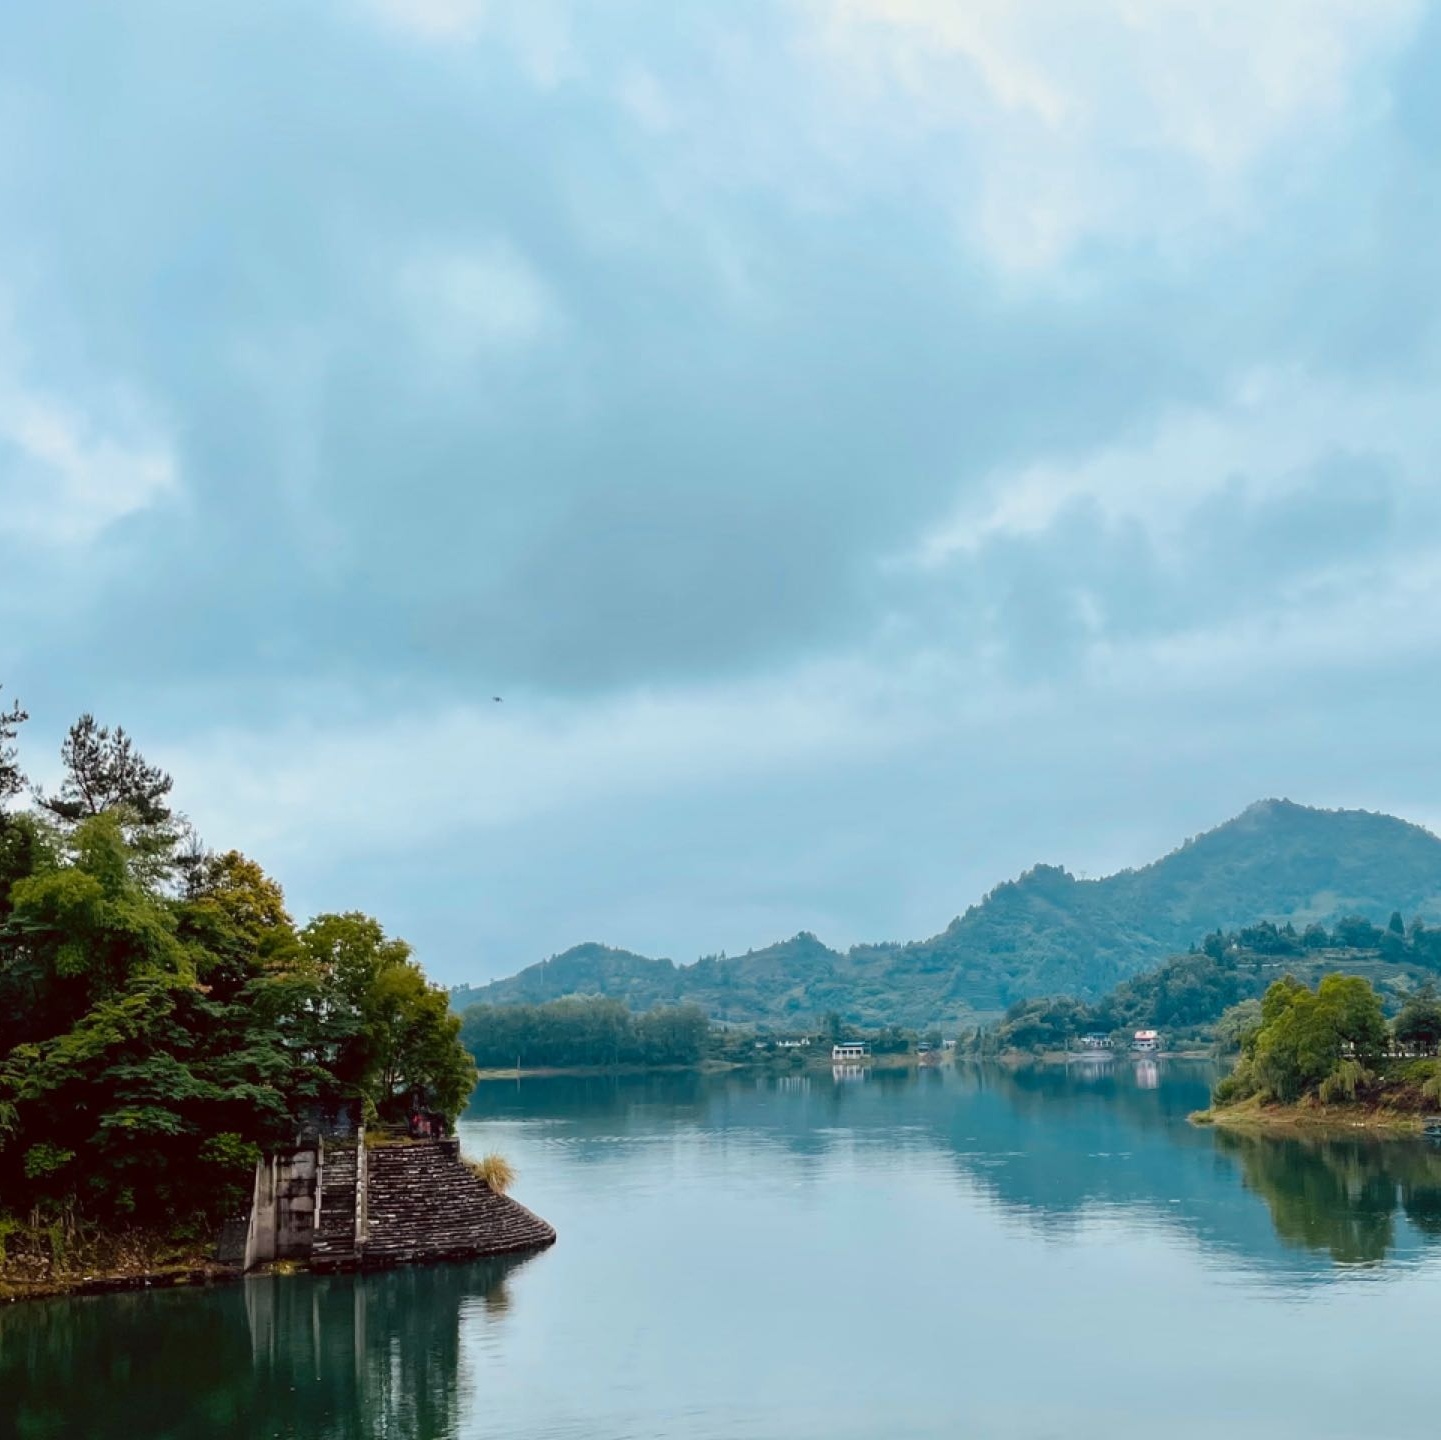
[6,1059,1441,1439]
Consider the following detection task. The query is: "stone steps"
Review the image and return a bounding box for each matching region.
[363,1139,556,1263]
[311,1142,360,1266]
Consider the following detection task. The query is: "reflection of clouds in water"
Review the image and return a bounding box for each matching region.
[469,1062,1441,1282]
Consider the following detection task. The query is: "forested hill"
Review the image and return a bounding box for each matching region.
[454,801,1441,1027]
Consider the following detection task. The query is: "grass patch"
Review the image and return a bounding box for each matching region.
[466,1153,516,1194]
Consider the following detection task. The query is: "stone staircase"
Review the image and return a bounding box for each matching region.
[311,1141,361,1268]
[364,1138,556,1265]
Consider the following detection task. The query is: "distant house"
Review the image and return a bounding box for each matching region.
[776,1037,812,1049]
[1079,1034,1113,1050]
[832,1042,868,1060]
[1132,1030,1160,1052]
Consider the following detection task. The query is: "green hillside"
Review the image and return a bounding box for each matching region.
[982,916,1441,1054]
[454,801,1441,1028]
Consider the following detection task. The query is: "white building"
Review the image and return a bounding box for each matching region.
[832,1043,868,1060]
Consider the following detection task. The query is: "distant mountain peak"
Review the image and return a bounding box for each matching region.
[458,800,1441,1027]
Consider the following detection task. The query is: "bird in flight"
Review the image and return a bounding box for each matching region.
[492,696,503,703]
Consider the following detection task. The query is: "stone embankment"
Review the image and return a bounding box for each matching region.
[365,1139,555,1264]
[243,1134,554,1273]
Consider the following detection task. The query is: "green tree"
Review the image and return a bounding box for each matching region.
[0,815,290,1220]
[1213,997,1262,1055]
[37,715,174,827]
[0,686,26,810]
[1227,973,1388,1104]
[1394,985,1441,1056]
[299,913,474,1121]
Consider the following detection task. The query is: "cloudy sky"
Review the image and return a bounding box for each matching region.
[4,0,1441,983]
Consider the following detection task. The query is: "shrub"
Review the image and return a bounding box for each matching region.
[467,1153,515,1194]
[1318,1059,1373,1104]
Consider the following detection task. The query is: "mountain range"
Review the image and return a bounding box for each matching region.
[451,800,1441,1027]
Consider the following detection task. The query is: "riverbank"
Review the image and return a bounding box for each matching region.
[0,1225,238,1305]
[1191,1094,1429,1135]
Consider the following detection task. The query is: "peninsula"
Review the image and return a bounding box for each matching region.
[1194,972,1441,1134]
[0,702,553,1302]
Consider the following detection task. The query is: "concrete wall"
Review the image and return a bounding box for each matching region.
[240,1135,555,1272]
[243,1148,319,1269]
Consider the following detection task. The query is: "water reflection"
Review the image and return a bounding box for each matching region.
[1217,1129,1441,1266]
[0,1254,534,1440]
[8,1067,1441,1440]
[470,1061,1441,1275]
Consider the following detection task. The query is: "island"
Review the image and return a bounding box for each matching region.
[1193,973,1441,1134]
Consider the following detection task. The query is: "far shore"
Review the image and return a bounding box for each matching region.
[472,1053,958,1081]
[472,1049,1224,1080]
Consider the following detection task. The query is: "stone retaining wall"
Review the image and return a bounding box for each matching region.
[240,1133,554,1272]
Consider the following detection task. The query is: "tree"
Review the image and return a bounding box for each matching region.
[1332,915,1382,951]
[0,815,291,1220]
[0,717,475,1233]
[0,686,26,809]
[37,715,174,828]
[298,913,475,1121]
[1242,974,1388,1103]
[1214,998,1262,1055]
[1394,985,1441,1057]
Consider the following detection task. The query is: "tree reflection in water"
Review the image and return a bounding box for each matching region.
[0,1252,537,1440]
[1216,1130,1441,1266]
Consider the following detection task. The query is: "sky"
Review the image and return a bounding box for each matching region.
[4,0,1441,985]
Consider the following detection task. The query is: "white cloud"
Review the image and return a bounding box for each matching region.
[0,383,179,547]
[907,366,1441,567]
[160,660,936,867]
[364,0,579,85]
[805,0,1421,267]
[399,242,561,360]
[618,66,675,134]
[368,0,488,43]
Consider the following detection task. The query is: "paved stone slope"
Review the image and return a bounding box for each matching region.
[365,1139,556,1264]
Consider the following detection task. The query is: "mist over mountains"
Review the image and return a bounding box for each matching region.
[453,801,1441,1027]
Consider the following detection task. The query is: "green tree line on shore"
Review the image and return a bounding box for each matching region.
[456,996,934,1070]
[0,691,474,1232]
[459,996,711,1069]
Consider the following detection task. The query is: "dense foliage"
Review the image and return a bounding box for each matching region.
[1214,974,1395,1106]
[458,800,1441,1025]
[0,700,474,1230]
[969,918,1441,1054]
[459,996,710,1069]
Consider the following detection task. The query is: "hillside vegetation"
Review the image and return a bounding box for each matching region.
[978,916,1441,1053]
[455,801,1441,1028]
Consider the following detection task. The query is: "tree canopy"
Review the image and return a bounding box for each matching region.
[1215,974,1391,1106]
[0,699,474,1229]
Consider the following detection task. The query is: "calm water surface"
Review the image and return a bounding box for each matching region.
[6,1060,1441,1439]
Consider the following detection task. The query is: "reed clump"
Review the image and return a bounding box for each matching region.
[466,1153,516,1194]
